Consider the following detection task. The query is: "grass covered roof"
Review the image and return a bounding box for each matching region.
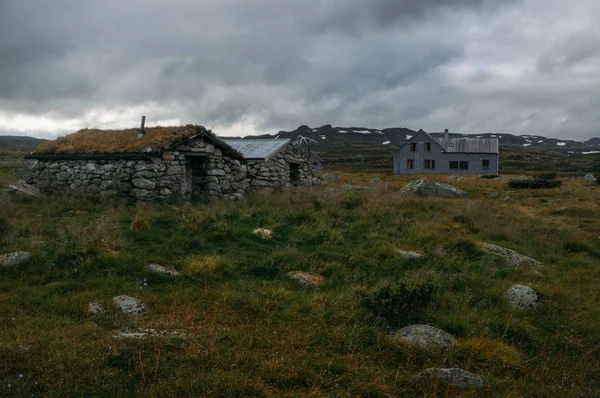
[32,125,243,159]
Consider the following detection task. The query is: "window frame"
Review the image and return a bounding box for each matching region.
[459,161,469,170]
[407,159,414,169]
[482,159,490,169]
[424,159,436,169]
[409,143,416,152]
[449,161,458,170]
[424,142,431,152]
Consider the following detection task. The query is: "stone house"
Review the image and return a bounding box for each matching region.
[223,138,317,192]
[393,129,499,175]
[24,125,249,200]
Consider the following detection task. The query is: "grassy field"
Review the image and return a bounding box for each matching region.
[1,168,599,397]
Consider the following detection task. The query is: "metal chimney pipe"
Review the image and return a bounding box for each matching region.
[138,116,146,139]
[444,128,449,139]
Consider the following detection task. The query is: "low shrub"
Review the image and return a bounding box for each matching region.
[480,174,499,179]
[537,171,557,180]
[597,176,600,184]
[361,281,439,318]
[508,179,562,189]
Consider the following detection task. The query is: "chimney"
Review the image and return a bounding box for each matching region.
[138,116,146,139]
[444,128,449,139]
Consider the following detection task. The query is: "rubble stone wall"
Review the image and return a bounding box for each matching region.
[247,142,317,192]
[25,137,248,200]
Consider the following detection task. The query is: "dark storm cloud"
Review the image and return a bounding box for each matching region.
[0,0,599,140]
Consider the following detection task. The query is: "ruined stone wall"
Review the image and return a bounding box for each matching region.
[26,136,248,200]
[247,143,317,192]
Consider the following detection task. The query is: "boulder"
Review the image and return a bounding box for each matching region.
[132,178,156,190]
[396,249,424,260]
[391,325,456,350]
[288,271,325,286]
[88,302,105,316]
[113,295,148,316]
[7,182,40,197]
[0,251,32,267]
[370,177,383,184]
[401,178,467,198]
[477,242,542,268]
[320,173,339,182]
[252,228,273,240]
[146,263,180,276]
[506,284,546,310]
[415,368,483,389]
[583,174,596,182]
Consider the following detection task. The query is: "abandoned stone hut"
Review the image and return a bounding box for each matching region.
[24,125,249,200]
[223,138,317,192]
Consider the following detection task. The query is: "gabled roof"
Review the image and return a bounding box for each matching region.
[223,138,291,160]
[28,125,244,160]
[398,129,445,152]
[437,137,498,154]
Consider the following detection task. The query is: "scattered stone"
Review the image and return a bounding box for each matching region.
[252,228,273,240]
[287,271,325,286]
[370,177,383,184]
[319,173,339,182]
[88,302,105,316]
[113,295,148,316]
[583,174,596,182]
[401,178,467,198]
[113,328,187,339]
[0,251,32,267]
[415,368,483,389]
[477,242,542,268]
[515,175,529,181]
[506,284,546,310]
[489,192,501,199]
[448,175,464,181]
[503,195,515,202]
[7,181,40,197]
[391,325,456,350]
[146,263,180,276]
[396,249,424,260]
[493,176,508,182]
[561,189,573,194]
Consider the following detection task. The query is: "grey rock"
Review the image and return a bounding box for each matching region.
[7,182,40,197]
[448,175,464,181]
[88,302,105,316]
[503,195,515,202]
[401,178,467,198]
[113,295,148,316]
[391,325,456,350]
[370,177,383,184]
[320,173,339,182]
[288,271,325,286]
[506,284,546,310]
[489,192,501,199]
[132,178,156,190]
[396,249,424,260]
[415,368,483,389]
[0,251,32,266]
[478,242,542,268]
[583,174,596,182]
[561,189,573,194]
[146,263,180,276]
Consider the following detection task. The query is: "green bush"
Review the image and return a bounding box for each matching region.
[361,282,439,318]
[537,172,557,180]
[508,179,562,189]
[480,174,499,179]
[597,176,600,184]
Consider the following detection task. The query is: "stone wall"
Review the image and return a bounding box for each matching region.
[25,136,248,200]
[247,142,317,192]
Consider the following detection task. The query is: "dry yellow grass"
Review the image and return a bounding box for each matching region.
[33,125,206,154]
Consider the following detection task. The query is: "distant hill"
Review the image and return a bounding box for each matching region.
[0,135,47,149]
[232,125,600,151]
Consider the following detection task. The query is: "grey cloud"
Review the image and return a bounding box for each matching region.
[538,30,600,72]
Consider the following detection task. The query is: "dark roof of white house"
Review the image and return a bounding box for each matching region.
[223,138,291,160]
[437,137,499,154]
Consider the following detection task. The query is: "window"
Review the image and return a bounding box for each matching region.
[482,159,490,169]
[459,161,469,170]
[449,161,458,170]
[407,159,414,169]
[424,143,431,152]
[410,143,416,152]
[424,160,436,169]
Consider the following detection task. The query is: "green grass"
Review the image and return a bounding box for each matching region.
[0,176,599,396]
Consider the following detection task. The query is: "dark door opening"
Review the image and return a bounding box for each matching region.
[290,163,300,183]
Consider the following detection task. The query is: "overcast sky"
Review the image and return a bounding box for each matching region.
[1,0,600,140]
